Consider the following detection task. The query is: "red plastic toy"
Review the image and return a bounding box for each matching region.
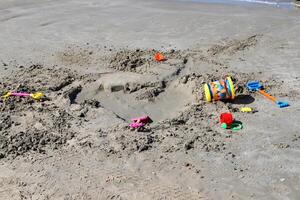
[220,113,234,127]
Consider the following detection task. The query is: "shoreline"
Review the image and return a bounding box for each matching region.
[180,0,299,9]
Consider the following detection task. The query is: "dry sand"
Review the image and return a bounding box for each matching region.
[0,0,300,199]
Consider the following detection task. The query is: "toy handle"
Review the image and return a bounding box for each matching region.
[11,92,30,97]
[258,90,277,103]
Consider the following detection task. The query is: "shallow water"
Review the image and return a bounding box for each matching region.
[182,0,296,9]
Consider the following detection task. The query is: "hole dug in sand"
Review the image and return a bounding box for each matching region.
[76,73,196,122]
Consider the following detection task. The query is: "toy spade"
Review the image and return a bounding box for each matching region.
[246,81,289,108]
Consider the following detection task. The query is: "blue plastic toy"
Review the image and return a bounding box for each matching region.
[246,81,289,108]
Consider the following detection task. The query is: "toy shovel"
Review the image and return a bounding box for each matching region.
[2,92,44,101]
[246,81,289,108]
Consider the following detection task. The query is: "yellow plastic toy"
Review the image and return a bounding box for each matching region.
[240,107,253,113]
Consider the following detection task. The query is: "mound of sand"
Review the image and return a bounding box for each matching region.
[0,39,286,159]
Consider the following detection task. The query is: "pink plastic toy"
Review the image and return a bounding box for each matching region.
[129,122,146,129]
[129,116,152,129]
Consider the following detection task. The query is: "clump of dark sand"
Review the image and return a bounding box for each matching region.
[0,65,81,159]
[109,49,150,72]
[0,129,75,158]
[207,34,261,56]
[107,48,186,73]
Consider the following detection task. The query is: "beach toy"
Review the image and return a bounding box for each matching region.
[129,122,146,129]
[220,113,234,128]
[131,116,152,124]
[246,81,289,108]
[220,113,243,131]
[230,121,243,131]
[154,52,166,62]
[2,92,44,101]
[221,122,243,131]
[129,116,152,129]
[203,76,235,102]
[240,107,253,113]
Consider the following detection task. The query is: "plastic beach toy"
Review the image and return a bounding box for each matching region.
[203,76,235,102]
[220,113,234,128]
[220,113,243,131]
[129,122,146,129]
[246,81,289,108]
[129,116,152,129]
[131,116,152,124]
[230,122,243,131]
[240,107,253,113]
[154,52,166,62]
[2,92,44,101]
[221,122,243,131]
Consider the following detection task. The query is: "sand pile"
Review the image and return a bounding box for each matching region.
[0,41,289,160]
[207,35,261,56]
[107,48,186,73]
[0,65,83,158]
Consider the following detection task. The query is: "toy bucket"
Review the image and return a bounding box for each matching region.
[203,76,235,102]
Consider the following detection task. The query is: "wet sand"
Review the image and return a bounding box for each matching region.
[0,0,300,199]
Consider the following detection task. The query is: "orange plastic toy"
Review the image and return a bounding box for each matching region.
[154,52,166,62]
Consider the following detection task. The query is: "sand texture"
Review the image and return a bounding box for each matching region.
[0,0,300,199]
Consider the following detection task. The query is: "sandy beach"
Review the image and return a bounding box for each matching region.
[0,0,300,199]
